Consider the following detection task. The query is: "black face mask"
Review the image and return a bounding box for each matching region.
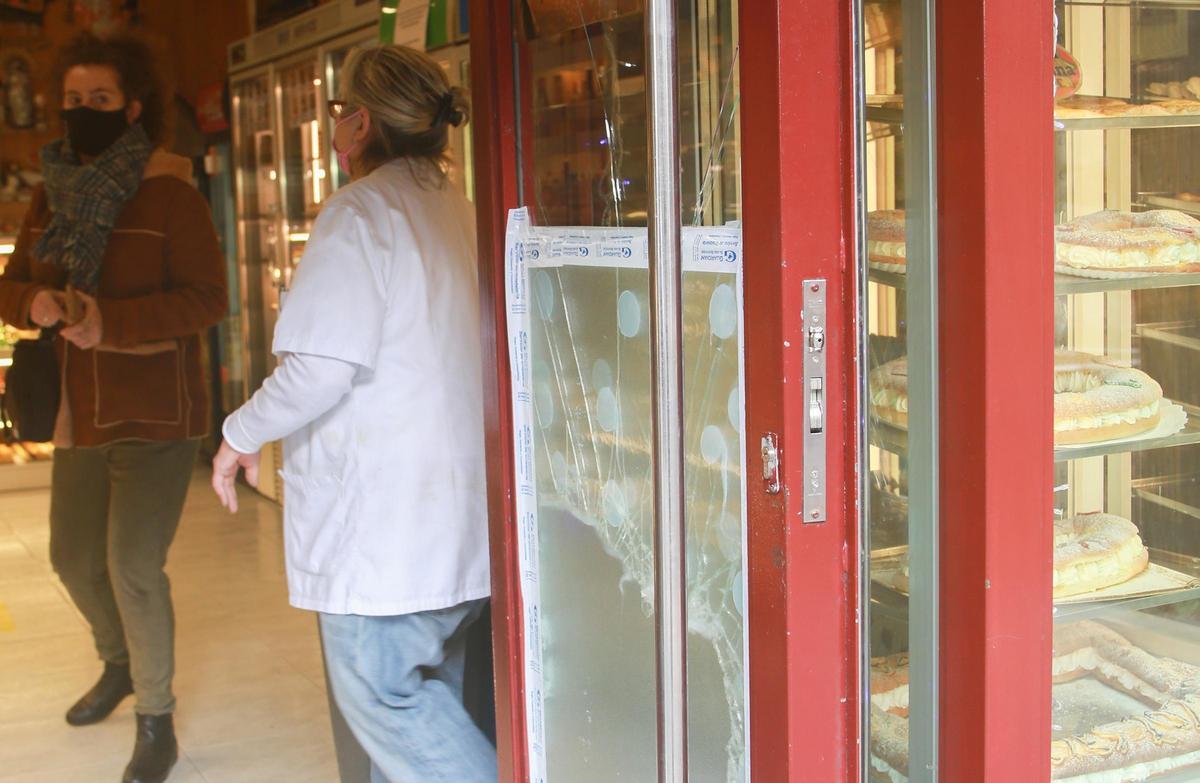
[63,107,129,157]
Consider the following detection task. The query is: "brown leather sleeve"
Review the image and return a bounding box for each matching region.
[98,183,228,348]
[0,187,50,329]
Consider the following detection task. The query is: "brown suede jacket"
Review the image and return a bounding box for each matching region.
[0,149,227,447]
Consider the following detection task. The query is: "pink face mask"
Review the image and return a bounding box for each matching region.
[333,109,368,178]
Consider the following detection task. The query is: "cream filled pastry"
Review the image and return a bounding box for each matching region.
[1053,513,1148,598]
[1054,351,1163,445]
[869,357,909,428]
[1056,209,1200,273]
[867,210,907,265]
[871,352,1163,446]
[871,624,1200,783]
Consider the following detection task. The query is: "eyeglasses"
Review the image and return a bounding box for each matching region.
[327,100,354,120]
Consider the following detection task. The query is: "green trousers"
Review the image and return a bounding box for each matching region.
[49,439,199,716]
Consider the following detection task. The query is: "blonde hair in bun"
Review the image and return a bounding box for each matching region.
[339,44,470,180]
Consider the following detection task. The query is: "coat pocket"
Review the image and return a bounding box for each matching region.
[93,343,182,427]
[280,471,348,576]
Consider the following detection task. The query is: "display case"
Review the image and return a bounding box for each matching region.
[1046,3,1200,780]
[0,239,53,491]
[862,1,1200,781]
[230,69,278,401]
[276,54,327,293]
[227,1,477,502]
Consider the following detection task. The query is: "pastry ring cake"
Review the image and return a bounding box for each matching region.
[1053,513,1149,598]
[869,357,909,428]
[1054,351,1163,445]
[867,210,906,266]
[1056,209,1200,273]
[870,352,1164,446]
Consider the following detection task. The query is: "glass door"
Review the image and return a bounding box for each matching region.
[323,30,377,194]
[1050,3,1200,781]
[230,68,279,399]
[274,54,327,297]
[502,1,744,780]
[858,0,939,780]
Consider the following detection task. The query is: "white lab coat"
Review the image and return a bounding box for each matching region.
[255,159,490,615]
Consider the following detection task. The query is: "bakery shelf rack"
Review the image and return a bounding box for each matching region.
[1135,473,1200,520]
[1138,321,1200,353]
[870,401,1200,462]
[1056,113,1200,132]
[1141,194,1200,216]
[864,105,903,126]
[868,107,1200,132]
[1063,0,1200,8]
[872,545,1200,626]
[868,266,1200,295]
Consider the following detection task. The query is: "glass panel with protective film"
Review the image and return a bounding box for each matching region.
[505,1,744,780]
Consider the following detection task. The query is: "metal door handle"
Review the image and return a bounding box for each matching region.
[809,378,824,433]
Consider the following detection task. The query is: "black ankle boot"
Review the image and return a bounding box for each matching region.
[66,662,133,726]
[122,713,178,783]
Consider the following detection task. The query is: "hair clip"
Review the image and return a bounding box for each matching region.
[432,92,464,128]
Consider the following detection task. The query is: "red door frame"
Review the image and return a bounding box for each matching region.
[741,1,860,782]
[469,1,860,781]
[936,0,1055,780]
[468,1,527,780]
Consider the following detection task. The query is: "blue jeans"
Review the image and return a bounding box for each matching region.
[319,600,498,783]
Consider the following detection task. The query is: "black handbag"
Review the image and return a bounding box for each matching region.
[1,329,60,443]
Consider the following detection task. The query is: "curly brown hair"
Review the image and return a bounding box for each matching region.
[56,31,169,145]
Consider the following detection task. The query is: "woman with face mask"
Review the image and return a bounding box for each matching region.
[0,32,226,783]
[211,44,494,782]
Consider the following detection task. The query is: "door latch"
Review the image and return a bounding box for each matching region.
[809,378,824,433]
[802,279,827,523]
[761,433,781,495]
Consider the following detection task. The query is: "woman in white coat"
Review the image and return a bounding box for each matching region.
[211,44,495,782]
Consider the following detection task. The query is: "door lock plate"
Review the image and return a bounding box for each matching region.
[802,279,827,523]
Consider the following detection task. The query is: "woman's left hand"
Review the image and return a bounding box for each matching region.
[211,440,261,514]
[60,291,103,350]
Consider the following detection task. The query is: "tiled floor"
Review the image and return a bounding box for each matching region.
[0,472,339,782]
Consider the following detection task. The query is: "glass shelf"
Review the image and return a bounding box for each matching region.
[1135,482,1200,522]
[1140,194,1200,216]
[871,403,1200,461]
[1055,272,1200,295]
[873,547,1200,625]
[867,267,1200,295]
[1057,114,1200,132]
[1063,0,1200,8]
[865,105,903,125]
[1138,322,1200,353]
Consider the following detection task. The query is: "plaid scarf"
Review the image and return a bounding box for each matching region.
[36,124,153,293]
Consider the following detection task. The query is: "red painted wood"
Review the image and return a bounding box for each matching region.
[937,0,1055,780]
[468,2,528,781]
[740,1,858,780]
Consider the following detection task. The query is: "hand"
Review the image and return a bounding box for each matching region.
[211,440,261,514]
[60,291,103,350]
[29,289,65,328]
